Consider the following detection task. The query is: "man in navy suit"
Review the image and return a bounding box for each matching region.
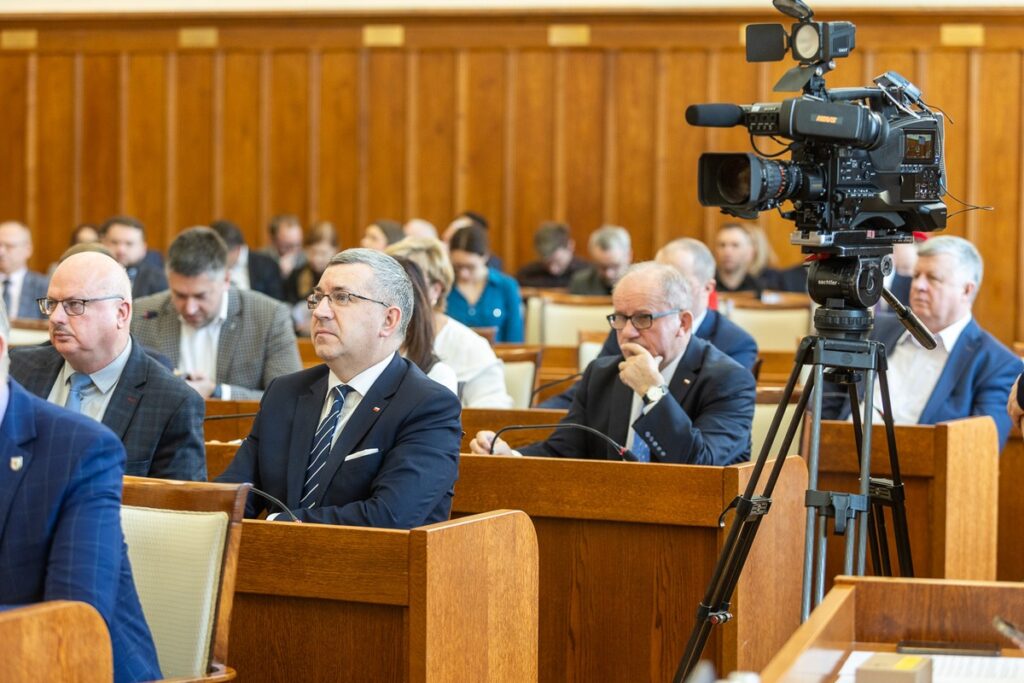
[473,262,756,466]
[0,301,161,683]
[0,221,48,320]
[212,219,286,301]
[541,238,758,409]
[100,216,168,299]
[823,236,1021,450]
[10,251,205,480]
[217,248,461,527]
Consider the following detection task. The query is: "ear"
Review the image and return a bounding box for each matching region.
[964,280,977,301]
[678,310,694,336]
[116,300,132,328]
[379,306,402,338]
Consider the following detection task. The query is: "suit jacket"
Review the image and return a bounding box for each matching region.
[541,310,758,409]
[131,288,302,400]
[10,338,206,481]
[568,267,613,295]
[523,336,756,465]
[217,354,462,527]
[248,250,285,301]
[14,270,48,320]
[0,379,161,683]
[128,262,168,299]
[822,315,1022,449]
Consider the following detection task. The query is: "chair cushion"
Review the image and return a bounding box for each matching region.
[121,506,228,678]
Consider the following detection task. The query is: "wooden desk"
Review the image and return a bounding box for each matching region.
[460,407,568,452]
[0,601,112,682]
[229,511,538,682]
[452,454,809,680]
[204,399,259,443]
[762,576,1024,682]
[814,417,999,583]
[999,426,1024,579]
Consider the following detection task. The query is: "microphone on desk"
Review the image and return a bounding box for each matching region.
[249,487,301,523]
[489,422,638,462]
[203,412,260,421]
[529,372,584,401]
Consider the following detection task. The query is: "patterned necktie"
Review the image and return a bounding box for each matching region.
[64,372,93,413]
[630,430,651,462]
[300,385,354,508]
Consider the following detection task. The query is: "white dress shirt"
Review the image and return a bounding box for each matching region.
[1,268,27,319]
[179,291,231,398]
[229,246,251,291]
[320,352,396,449]
[47,337,133,421]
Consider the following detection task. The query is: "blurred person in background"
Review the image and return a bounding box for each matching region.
[516,221,588,289]
[392,256,458,395]
[446,224,523,343]
[286,222,339,336]
[360,219,404,251]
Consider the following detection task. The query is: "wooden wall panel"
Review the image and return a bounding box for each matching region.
[5,9,1024,343]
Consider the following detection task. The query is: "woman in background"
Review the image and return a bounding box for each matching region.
[392,256,458,395]
[445,225,523,343]
[360,219,404,251]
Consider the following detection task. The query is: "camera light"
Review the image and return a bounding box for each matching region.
[792,23,822,62]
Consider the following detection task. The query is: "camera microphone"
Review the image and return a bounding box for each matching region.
[488,422,639,462]
[685,103,745,128]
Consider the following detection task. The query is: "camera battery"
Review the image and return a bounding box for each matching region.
[855,653,932,683]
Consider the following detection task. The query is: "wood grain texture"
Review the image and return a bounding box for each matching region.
[999,429,1024,580]
[452,455,808,680]
[0,601,113,683]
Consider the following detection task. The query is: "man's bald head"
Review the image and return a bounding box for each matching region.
[45,252,133,374]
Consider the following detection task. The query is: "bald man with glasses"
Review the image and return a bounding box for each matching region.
[471,262,756,465]
[10,251,206,480]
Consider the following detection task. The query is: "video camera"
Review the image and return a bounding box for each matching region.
[686,0,948,335]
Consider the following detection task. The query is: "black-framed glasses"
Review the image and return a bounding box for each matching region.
[37,295,125,317]
[606,309,681,331]
[307,290,390,310]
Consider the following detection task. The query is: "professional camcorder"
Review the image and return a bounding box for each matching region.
[686,0,948,334]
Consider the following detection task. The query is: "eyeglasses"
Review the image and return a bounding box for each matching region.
[606,309,681,331]
[37,295,125,317]
[307,290,389,310]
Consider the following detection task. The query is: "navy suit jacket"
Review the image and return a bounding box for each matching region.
[10,337,207,481]
[129,262,168,299]
[522,336,756,465]
[822,316,1022,449]
[248,250,285,301]
[0,379,160,683]
[541,309,758,409]
[14,270,48,320]
[217,354,462,528]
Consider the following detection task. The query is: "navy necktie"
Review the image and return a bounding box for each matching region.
[1,279,10,316]
[300,385,354,508]
[64,372,93,413]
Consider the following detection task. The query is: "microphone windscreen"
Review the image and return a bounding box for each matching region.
[685,103,744,128]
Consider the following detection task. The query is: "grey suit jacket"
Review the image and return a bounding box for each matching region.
[14,270,48,320]
[131,288,302,400]
[9,337,207,481]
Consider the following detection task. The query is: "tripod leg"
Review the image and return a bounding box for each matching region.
[803,362,828,619]
[876,354,915,576]
[874,502,893,577]
[847,385,884,575]
[855,367,878,576]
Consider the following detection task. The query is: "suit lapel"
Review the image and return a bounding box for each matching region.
[695,310,717,340]
[0,382,36,546]
[668,338,703,409]
[286,372,328,507]
[918,320,980,424]
[313,355,405,507]
[17,347,63,398]
[605,370,634,449]
[101,340,146,440]
[216,290,242,385]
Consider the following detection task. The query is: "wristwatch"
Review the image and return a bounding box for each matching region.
[643,383,669,406]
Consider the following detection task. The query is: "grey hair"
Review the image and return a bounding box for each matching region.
[658,237,716,283]
[168,226,228,277]
[589,225,631,253]
[617,261,693,313]
[328,248,414,338]
[918,235,983,297]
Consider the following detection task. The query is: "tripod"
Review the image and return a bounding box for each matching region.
[673,295,922,683]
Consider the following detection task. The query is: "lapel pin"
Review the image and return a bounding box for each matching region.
[10,456,23,471]
[683,378,691,385]
[372,406,381,413]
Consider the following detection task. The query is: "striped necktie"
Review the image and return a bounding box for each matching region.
[300,384,354,508]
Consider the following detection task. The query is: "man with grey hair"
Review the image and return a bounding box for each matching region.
[217,248,461,527]
[569,224,633,295]
[132,227,301,400]
[0,220,48,320]
[11,251,205,480]
[823,235,1020,449]
[473,261,756,465]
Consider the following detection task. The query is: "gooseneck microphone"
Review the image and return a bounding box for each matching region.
[880,287,937,350]
[529,372,584,401]
[684,103,745,127]
[488,422,638,462]
[249,487,301,523]
[203,412,260,421]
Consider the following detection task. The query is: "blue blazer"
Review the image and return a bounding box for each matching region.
[541,309,758,409]
[0,380,160,683]
[522,336,756,466]
[217,354,462,528]
[10,337,207,481]
[15,270,49,320]
[822,316,1022,450]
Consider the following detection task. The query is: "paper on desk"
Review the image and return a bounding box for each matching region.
[838,650,1024,682]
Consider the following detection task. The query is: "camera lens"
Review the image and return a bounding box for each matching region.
[717,157,753,204]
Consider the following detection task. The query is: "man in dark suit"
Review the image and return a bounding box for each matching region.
[100,216,168,298]
[217,248,461,527]
[10,251,205,480]
[0,301,161,683]
[473,262,756,465]
[541,238,758,409]
[211,219,286,300]
[568,225,632,295]
[823,236,1021,450]
[0,221,48,320]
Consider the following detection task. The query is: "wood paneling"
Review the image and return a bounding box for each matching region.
[5,8,1024,342]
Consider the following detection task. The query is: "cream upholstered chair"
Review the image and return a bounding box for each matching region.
[577,329,609,371]
[494,346,542,408]
[121,477,249,682]
[723,296,813,354]
[539,292,613,346]
[752,388,803,458]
